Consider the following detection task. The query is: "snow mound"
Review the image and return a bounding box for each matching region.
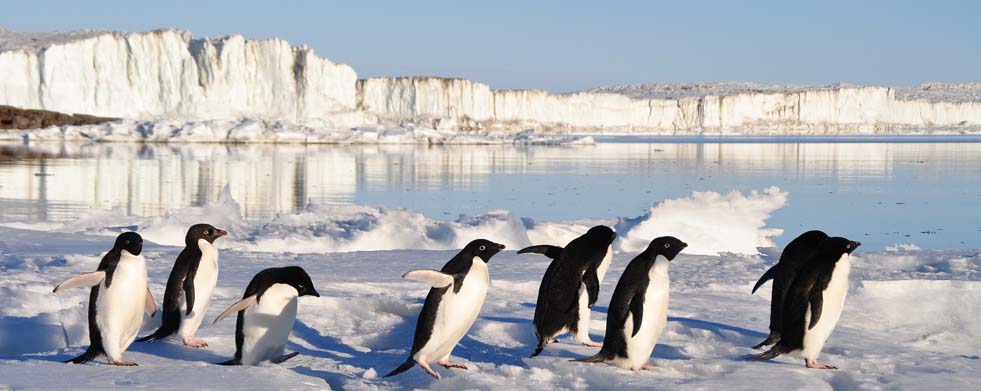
[616,187,787,255]
[0,119,595,145]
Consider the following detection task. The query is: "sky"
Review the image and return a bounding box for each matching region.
[1,0,979,92]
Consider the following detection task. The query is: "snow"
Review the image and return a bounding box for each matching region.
[1,221,979,390]
[3,28,981,136]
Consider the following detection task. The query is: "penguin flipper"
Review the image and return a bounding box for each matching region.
[53,271,106,293]
[807,291,824,330]
[383,358,416,378]
[751,265,779,294]
[402,269,455,288]
[213,295,257,325]
[628,291,645,337]
[517,245,564,260]
[183,273,196,316]
[582,267,600,308]
[145,288,157,317]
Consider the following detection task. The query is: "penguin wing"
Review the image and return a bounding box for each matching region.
[402,269,457,288]
[751,264,780,294]
[517,245,564,260]
[628,289,646,337]
[145,288,157,317]
[183,267,198,316]
[52,271,106,293]
[582,267,600,308]
[213,295,257,325]
[807,291,824,330]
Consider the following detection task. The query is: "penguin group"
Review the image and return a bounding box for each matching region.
[51,222,861,379]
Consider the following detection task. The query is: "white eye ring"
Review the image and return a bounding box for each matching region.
[664,243,670,248]
[479,245,486,251]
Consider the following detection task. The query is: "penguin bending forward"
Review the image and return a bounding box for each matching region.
[213,266,320,365]
[137,224,226,347]
[384,239,506,379]
[749,237,860,369]
[53,232,156,365]
[575,236,686,370]
[519,225,617,357]
[750,230,828,349]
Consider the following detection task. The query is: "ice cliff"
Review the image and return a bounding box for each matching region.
[2,28,980,135]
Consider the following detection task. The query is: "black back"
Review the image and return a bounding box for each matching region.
[530,226,617,342]
[593,236,686,360]
[69,232,143,364]
[756,230,828,341]
[230,266,320,362]
[138,223,226,342]
[770,237,859,354]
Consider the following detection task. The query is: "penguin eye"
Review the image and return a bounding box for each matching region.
[479,245,486,251]
[297,284,304,289]
[205,229,211,235]
[664,243,670,248]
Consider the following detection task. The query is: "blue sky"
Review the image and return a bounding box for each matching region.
[2,0,978,92]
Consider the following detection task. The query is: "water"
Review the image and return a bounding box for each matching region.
[1,140,980,250]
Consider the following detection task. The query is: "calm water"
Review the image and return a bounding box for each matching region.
[1,140,980,250]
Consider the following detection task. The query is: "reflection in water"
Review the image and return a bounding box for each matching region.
[1,141,980,249]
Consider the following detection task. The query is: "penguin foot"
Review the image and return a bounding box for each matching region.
[805,359,837,370]
[438,359,468,370]
[581,340,603,348]
[418,361,441,379]
[108,359,138,366]
[182,338,209,348]
[640,363,655,371]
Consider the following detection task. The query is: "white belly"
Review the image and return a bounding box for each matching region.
[415,258,489,362]
[241,284,299,365]
[179,239,219,338]
[615,255,670,370]
[95,251,148,358]
[802,254,851,360]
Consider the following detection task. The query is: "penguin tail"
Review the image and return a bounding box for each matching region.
[383,358,416,378]
[64,346,102,364]
[136,323,177,342]
[751,333,779,350]
[216,358,241,366]
[572,351,611,363]
[746,346,783,361]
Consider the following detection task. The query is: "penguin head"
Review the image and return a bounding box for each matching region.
[185,223,228,246]
[824,237,862,256]
[114,232,144,256]
[280,266,320,298]
[584,225,617,245]
[465,239,506,263]
[646,236,688,261]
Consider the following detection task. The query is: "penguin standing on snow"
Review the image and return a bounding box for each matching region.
[212,266,320,365]
[749,237,860,369]
[53,232,156,365]
[750,230,828,349]
[519,225,617,357]
[137,224,227,347]
[575,236,687,370]
[383,239,506,379]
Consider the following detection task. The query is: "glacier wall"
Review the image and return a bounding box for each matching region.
[359,77,981,134]
[2,28,980,135]
[0,29,365,126]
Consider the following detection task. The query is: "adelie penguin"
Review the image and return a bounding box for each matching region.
[575,236,687,370]
[212,266,320,365]
[749,237,860,369]
[53,232,156,366]
[384,239,506,379]
[750,230,828,349]
[137,224,227,348]
[519,225,617,357]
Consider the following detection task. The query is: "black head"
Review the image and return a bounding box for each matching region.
[644,236,688,261]
[819,237,862,259]
[185,223,228,246]
[278,266,320,297]
[463,239,506,263]
[583,225,617,246]
[113,232,144,256]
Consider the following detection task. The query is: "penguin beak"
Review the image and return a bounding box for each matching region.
[307,289,321,298]
[681,242,688,249]
[215,229,228,237]
[497,244,506,251]
[848,241,861,253]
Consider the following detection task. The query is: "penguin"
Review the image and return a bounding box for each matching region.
[575,236,687,370]
[750,230,828,349]
[212,266,320,366]
[749,237,860,369]
[383,239,506,379]
[519,225,617,357]
[53,232,156,365]
[137,224,226,347]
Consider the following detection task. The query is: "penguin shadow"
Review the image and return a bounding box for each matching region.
[286,320,378,391]
[128,339,228,363]
[669,316,767,341]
